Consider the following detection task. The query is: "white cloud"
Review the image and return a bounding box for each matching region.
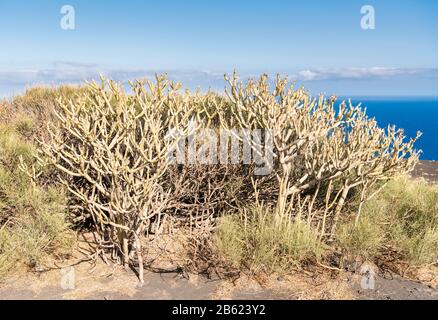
[0,66,226,90]
[52,61,98,69]
[0,63,436,95]
[291,67,428,81]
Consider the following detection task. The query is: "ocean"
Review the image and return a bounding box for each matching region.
[350,98,438,161]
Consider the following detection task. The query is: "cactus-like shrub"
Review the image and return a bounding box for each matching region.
[224,73,421,238]
[37,73,422,279]
[39,77,200,282]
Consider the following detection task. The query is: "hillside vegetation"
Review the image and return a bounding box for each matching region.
[0,75,435,282]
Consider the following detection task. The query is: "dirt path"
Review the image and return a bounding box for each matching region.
[354,275,438,300]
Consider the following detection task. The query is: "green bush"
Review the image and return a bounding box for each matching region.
[1,85,86,140]
[337,176,438,265]
[337,214,384,259]
[215,204,324,273]
[0,122,75,279]
[373,176,438,264]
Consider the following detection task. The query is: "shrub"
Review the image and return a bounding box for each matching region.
[215,204,324,273]
[0,123,74,279]
[360,176,438,264]
[10,85,86,119]
[224,72,421,238]
[337,213,384,259]
[0,85,86,140]
[39,77,207,282]
[33,74,422,280]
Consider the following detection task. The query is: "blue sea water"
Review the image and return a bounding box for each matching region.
[349,98,438,160]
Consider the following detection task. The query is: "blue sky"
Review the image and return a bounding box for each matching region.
[0,0,437,97]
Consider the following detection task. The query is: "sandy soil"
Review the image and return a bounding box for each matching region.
[0,260,352,300]
[1,259,438,300]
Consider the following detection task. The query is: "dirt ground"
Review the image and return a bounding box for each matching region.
[1,258,438,300]
[0,161,437,300]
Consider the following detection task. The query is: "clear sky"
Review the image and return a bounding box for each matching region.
[0,0,437,97]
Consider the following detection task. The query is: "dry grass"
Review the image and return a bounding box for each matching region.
[215,204,324,273]
[371,176,438,264]
[0,116,75,280]
[337,213,384,259]
[217,176,438,273]
[337,176,438,265]
[0,85,86,140]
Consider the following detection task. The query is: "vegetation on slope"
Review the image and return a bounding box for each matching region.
[0,76,435,282]
[0,115,75,279]
[337,176,438,265]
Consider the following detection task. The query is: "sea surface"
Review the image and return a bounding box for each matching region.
[349,98,438,160]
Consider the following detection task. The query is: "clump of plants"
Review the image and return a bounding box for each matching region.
[211,74,421,273]
[215,203,324,273]
[0,119,75,279]
[2,85,85,129]
[38,77,218,282]
[10,73,425,281]
[223,72,420,240]
[338,176,438,265]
